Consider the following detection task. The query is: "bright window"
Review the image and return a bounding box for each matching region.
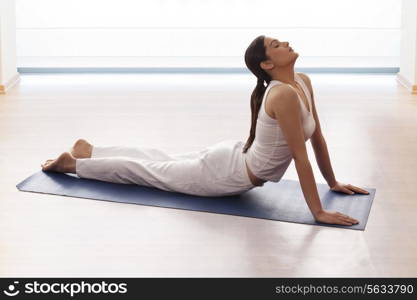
[16,0,401,68]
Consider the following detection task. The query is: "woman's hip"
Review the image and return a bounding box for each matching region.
[190,140,255,196]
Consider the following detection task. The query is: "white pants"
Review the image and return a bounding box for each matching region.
[75,140,256,197]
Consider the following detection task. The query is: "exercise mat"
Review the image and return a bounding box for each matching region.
[16,171,375,230]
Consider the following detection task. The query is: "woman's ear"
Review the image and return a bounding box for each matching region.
[260,60,274,71]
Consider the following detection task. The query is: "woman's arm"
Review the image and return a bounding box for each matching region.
[298,73,337,188]
[311,136,337,188]
[270,84,360,225]
[298,73,370,196]
[269,85,323,217]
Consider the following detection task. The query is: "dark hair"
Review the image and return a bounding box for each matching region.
[242,35,271,153]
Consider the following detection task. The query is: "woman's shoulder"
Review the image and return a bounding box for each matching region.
[267,82,298,103]
[264,83,299,120]
[296,72,310,82]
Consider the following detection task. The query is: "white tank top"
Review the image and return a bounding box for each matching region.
[243,73,316,182]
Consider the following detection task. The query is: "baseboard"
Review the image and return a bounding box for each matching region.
[17,67,400,74]
[396,72,417,94]
[0,73,21,94]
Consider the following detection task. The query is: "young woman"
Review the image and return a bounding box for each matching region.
[41,35,369,226]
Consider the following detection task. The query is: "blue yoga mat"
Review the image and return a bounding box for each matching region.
[16,171,376,230]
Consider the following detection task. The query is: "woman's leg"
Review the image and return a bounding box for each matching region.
[75,156,210,195]
[72,138,208,161]
[92,145,208,161]
[42,140,254,197]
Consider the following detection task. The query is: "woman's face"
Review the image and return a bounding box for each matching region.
[261,36,298,70]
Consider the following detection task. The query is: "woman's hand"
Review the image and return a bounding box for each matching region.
[314,180,369,226]
[314,209,359,226]
[330,181,369,195]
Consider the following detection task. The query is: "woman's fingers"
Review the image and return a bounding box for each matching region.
[342,184,370,195]
[338,219,354,225]
[336,212,359,224]
[316,210,359,226]
[345,217,359,224]
[347,184,369,194]
[336,220,350,225]
[335,216,354,225]
[343,186,355,194]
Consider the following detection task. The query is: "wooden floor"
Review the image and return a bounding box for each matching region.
[0,73,416,277]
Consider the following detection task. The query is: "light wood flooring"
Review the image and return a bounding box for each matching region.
[0,72,416,277]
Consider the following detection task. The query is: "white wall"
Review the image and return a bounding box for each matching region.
[397,0,417,93]
[15,0,401,69]
[0,0,19,93]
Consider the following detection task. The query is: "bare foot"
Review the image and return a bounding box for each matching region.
[41,152,76,173]
[70,138,93,158]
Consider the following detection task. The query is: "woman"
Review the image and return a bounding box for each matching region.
[41,35,369,226]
